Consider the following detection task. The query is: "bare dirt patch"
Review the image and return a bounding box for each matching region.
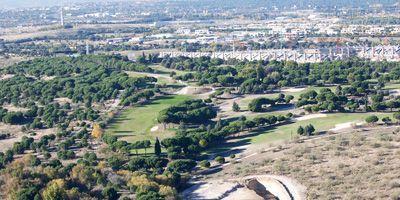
[2,104,29,112]
[295,113,327,121]
[281,87,307,93]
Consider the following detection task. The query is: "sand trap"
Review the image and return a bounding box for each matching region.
[150,125,159,132]
[281,87,306,93]
[296,113,327,121]
[330,121,364,132]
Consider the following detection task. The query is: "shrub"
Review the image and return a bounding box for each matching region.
[199,160,211,168]
[214,156,225,164]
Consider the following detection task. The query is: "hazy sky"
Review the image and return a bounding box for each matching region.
[1,0,107,9]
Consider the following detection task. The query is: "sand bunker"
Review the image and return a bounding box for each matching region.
[296,113,327,121]
[330,121,364,132]
[150,125,159,132]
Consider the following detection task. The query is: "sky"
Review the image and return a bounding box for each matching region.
[1,0,398,9]
[0,0,106,9]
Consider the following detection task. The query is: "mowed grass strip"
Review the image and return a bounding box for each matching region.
[106,95,191,143]
[248,112,394,145]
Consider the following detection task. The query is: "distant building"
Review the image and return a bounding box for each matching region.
[176,28,191,35]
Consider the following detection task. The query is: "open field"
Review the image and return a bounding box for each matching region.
[204,126,400,199]
[106,95,191,143]
[249,112,394,145]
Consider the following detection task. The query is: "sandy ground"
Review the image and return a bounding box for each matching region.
[150,125,159,132]
[281,87,307,93]
[0,74,15,80]
[390,89,400,96]
[295,113,327,121]
[54,97,73,105]
[183,175,306,200]
[0,124,55,152]
[329,121,364,132]
[2,104,29,112]
[41,75,56,81]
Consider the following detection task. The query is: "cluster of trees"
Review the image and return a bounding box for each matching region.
[161,114,292,160]
[158,99,217,124]
[297,124,316,136]
[296,88,348,112]
[248,93,294,112]
[164,56,400,94]
[297,85,400,113]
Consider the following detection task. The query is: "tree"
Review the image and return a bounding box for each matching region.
[232,102,240,112]
[199,160,211,168]
[297,126,305,135]
[154,138,161,156]
[304,124,315,136]
[394,112,400,124]
[214,156,225,164]
[365,115,379,125]
[167,159,196,173]
[140,140,151,155]
[102,186,120,200]
[382,117,392,125]
[199,139,208,148]
[42,179,67,200]
[91,123,103,139]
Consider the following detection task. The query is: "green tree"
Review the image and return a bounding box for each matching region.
[304,124,315,136]
[297,126,305,135]
[102,186,120,200]
[42,179,67,200]
[365,115,379,125]
[214,156,225,164]
[393,112,400,124]
[232,102,240,112]
[154,137,161,156]
[382,117,392,125]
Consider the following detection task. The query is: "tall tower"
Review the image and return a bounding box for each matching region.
[86,41,90,55]
[60,8,64,27]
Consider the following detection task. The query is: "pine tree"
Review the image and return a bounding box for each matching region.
[232,102,240,112]
[154,137,161,156]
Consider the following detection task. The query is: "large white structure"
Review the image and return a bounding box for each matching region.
[160,46,400,63]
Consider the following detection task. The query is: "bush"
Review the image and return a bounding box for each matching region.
[199,160,211,168]
[365,115,379,125]
[214,156,225,164]
[230,154,236,159]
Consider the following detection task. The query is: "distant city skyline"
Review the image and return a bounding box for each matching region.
[0,0,119,9]
[0,0,398,9]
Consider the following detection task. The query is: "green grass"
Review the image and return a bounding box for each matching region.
[150,64,188,76]
[249,112,394,145]
[106,95,191,143]
[384,82,400,90]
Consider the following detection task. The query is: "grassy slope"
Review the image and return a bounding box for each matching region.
[106,95,191,143]
[250,112,394,144]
